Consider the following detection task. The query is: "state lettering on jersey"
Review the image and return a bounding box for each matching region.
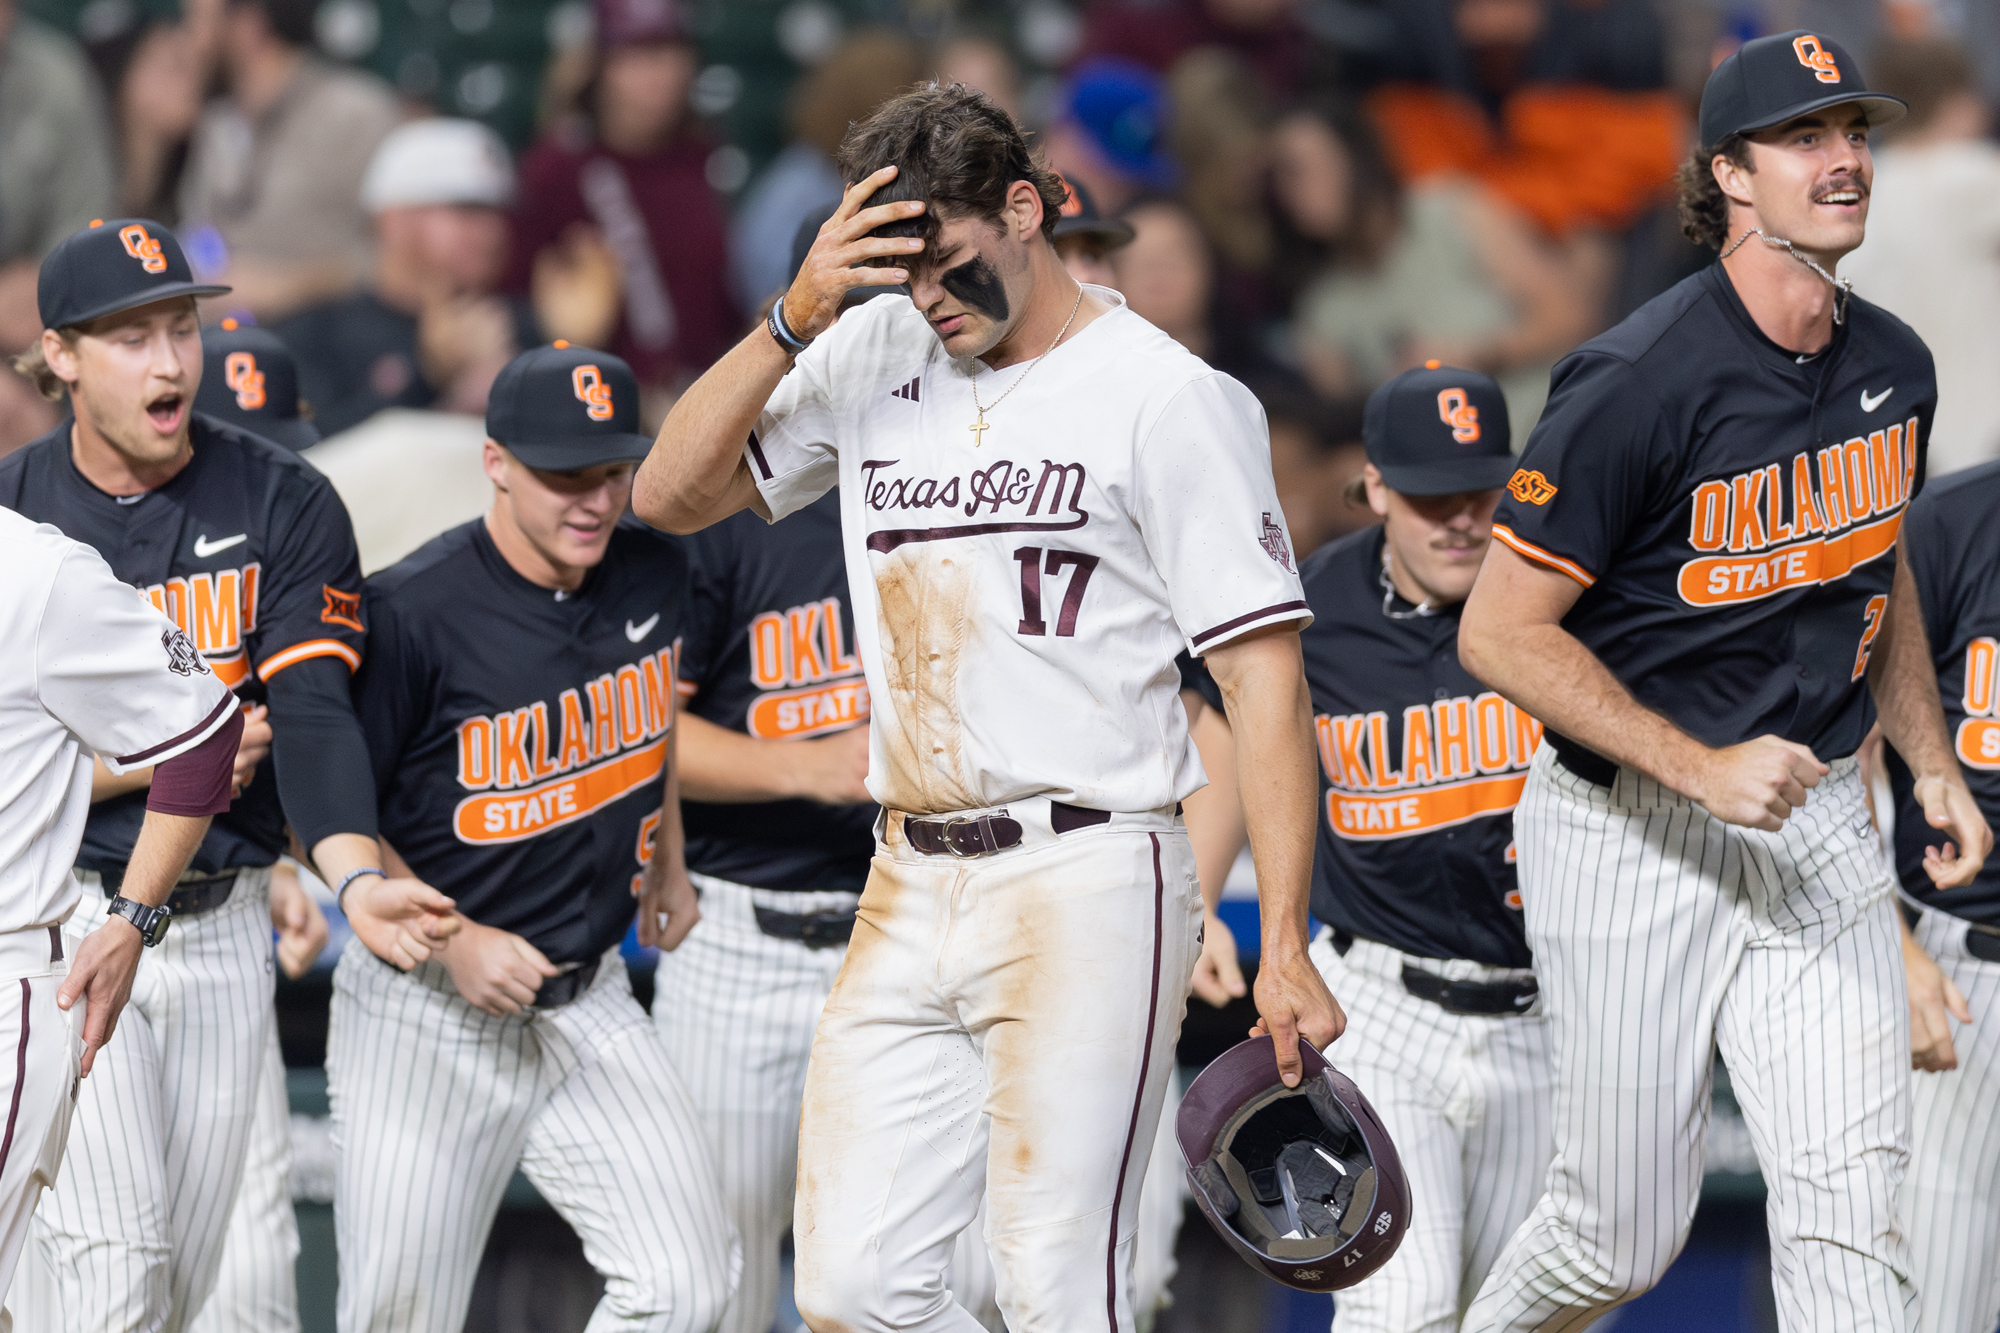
[859,456,1088,552]
[744,594,868,739]
[1679,417,1919,607]
[1957,637,2000,770]
[1316,692,1543,840]
[141,564,262,686]
[452,644,678,845]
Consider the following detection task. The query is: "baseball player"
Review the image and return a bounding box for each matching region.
[0,504,245,1309]
[636,82,1341,1330]
[1882,457,2000,1330]
[332,343,737,1333]
[1455,33,1989,1329]
[0,217,447,1333]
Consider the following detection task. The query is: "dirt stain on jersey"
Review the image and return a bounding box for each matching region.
[874,549,980,813]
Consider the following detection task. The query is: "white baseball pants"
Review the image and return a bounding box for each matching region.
[326,943,739,1333]
[1465,752,1915,1332]
[791,805,1201,1333]
[14,869,273,1333]
[1902,904,2000,1333]
[0,926,81,1333]
[1310,931,1552,1333]
[188,1022,298,1333]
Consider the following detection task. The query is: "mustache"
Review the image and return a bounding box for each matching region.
[1810,179,1870,203]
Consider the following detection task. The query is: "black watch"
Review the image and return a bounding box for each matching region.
[107,895,172,947]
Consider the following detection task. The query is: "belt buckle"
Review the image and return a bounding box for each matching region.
[941,816,993,858]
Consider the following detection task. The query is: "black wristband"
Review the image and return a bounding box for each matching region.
[766,299,813,357]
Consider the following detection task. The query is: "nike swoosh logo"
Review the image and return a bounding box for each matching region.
[193,533,247,557]
[625,613,660,643]
[1860,386,1894,412]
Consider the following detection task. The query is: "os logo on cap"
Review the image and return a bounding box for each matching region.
[572,365,615,421]
[119,223,168,275]
[225,352,267,410]
[1437,389,1481,444]
[1793,34,1841,83]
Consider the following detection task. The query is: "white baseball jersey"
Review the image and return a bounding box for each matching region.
[0,508,235,929]
[748,286,1310,815]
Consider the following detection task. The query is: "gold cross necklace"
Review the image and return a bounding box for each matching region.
[968,285,1086,446]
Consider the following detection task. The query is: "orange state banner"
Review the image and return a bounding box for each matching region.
[1677,509,1902,608]
[454,737,666,845]
[1326,773,1527,841]
[747,677,869,740]
[1958,718,2000,771]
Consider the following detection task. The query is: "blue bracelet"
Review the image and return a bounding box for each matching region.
[334,866,385,911]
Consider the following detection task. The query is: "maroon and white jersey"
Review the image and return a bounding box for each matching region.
[0,508,235,932]
[748,286,1309,815]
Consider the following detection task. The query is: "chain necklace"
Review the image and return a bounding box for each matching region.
[1378,555,1437,620]
[967,285,1085,446]
[1719,226,1853,324]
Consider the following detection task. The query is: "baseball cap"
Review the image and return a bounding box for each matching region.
[486,343,653,469]
[595,0,686,47]
[1062,59,1177,193]
[361,119,516,214]
[1362,364,1514,496]
[38,218,231,330]
[1699,30,1906,148]
[1051,175,1135,250]
[195,320,319,452]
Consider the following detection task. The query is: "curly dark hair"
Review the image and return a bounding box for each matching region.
[1676,134,1755,251]
[835,82,1069,272]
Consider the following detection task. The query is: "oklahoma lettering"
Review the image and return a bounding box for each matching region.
[1316,691,1543,839]
[745,594,868,740]
[452,644,677,844]
[139,565,361,686]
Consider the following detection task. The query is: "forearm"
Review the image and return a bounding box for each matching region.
[677,712,806,801]
[1870,549,1959,783]
[633,326,787,533]
[661,724,687,876]
[120,811,212,908]
[1181,701,1247,913]
[1209,633,1316,959]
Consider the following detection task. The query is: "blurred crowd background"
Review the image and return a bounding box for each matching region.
[4,0,2000,559]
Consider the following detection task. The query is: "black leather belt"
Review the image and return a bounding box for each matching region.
[753,906,856,949]
[533,958,600,1009]
[1960,920,2000,965]
[1401,964,1539,1017]
[902,801,1115,858]
[99,869,237,917]
[1548,732,1617,787]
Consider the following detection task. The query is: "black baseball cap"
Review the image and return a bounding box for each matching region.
[38,217,230,330]
[1363,364,1513,496]
[194,320,320,452]
[1699,30,1906,149]
[1052,175,1135,250]
[486,342,653,469]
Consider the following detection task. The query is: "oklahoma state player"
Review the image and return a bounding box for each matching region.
[331,343,736,1333]
[0,218,449,1332]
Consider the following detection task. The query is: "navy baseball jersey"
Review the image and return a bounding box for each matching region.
[0,413,367,873]
[1300,530,1535,968]
[1491,265,1934,769]
[679,492,875,894]
[1889,460,2000,926]
[354,518,690,965]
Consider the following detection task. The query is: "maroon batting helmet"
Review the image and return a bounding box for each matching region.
[1176,1036,1411,1292]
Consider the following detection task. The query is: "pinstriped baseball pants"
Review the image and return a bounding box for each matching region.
[1309,932,1552,1333]
[11,871,274,1333]
[1464,751,1915,1333]
[1902,905,2000,1333]
[326,943,739,1333]
[187,1023,298,1333]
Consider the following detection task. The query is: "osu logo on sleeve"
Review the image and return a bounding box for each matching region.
[224,352,267,410]
[119,224,168,274]
[572,365,615,421]
[1793,34,1841,83]
[1506,469,1557,506]
[1437,389,1480,443]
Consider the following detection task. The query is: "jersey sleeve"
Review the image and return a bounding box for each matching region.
[249,473,368,682]
[37,545,237,774]
[748,338,841,522]
[675,530,733,700]
[1135,374,1312,654]
[1489,354,1676,586]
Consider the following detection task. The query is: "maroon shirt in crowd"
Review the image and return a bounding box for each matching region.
[509,130,736,389]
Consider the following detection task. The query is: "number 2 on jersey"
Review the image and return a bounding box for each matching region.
[1851,593,1888,681]
[1014,546,1099,637]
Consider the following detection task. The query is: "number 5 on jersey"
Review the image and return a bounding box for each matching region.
[1014,546,1098,637]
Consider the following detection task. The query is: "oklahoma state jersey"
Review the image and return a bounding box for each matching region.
[679,492,875,893]
[0,413,365,873]
[1299,529,1535,968]
[1491,265,1935,766]
[354,519,689,965]
[1889,460,2000,927]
